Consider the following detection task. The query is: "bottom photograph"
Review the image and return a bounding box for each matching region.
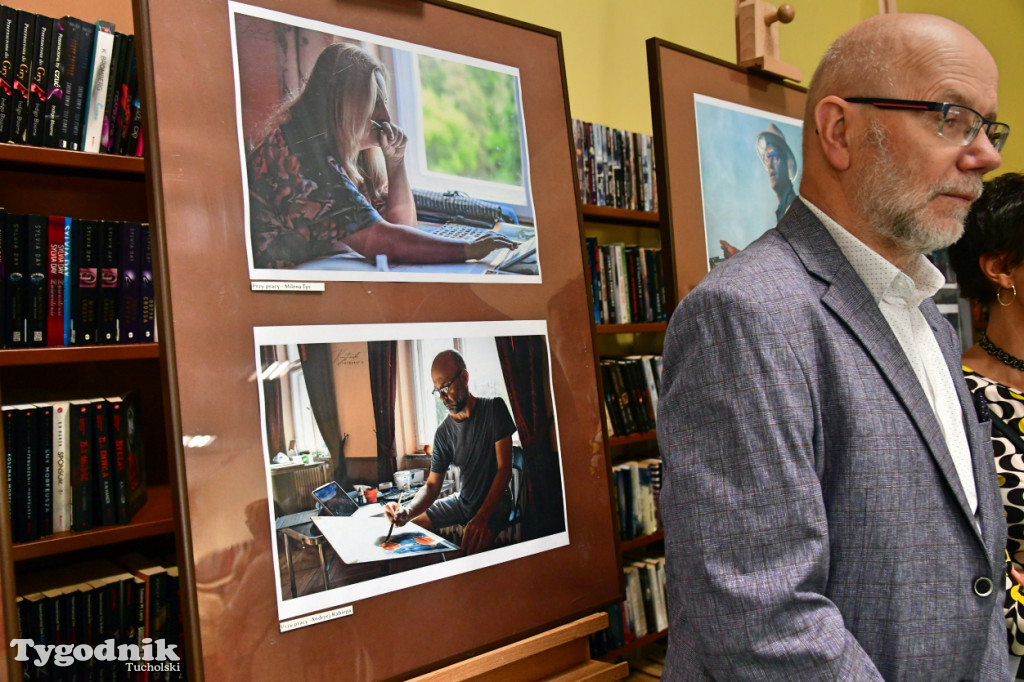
[252,319,569,622]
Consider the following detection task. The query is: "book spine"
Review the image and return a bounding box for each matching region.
[3,407,19,541]
[42,17,67,148]
[0,6,18,142]
[26,14,51,146]
[60,17,91,151]
[92,399,115,526]
[0,208,6,346]
[80,20,114,152]
[46,215,66,347]
[36,403,53,537]
[98,220,119,343]
[73,219,99,345]
[18,406,38,541]
[10,10,35,144]
[51,400,71,533]
[117,222,141,343]
[63,216,74,344]
[99,32,125,154]
[5,212,26,347]
[122,390,147,519]
[108,397,129,524]
[140,224,154,342]
[69,400,94,531]
[26,213,47,346]
[113,37,135,156]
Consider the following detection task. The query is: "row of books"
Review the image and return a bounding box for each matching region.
[590,556,668,656]
[585,239,667,325]
[0,7,142,155]
[572,119,657,213]
[17,555,183,681]
[612,458,662,542]
[1,211,155,348]
[600,355,663,438]
[4,390,147,544]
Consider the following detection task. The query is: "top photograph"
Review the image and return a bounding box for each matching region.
[230,2,542,283]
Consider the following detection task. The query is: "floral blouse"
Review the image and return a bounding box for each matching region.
[247,125,385,269]
[963,367,1024,656]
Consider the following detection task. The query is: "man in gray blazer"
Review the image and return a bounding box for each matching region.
[657,13,1010,680]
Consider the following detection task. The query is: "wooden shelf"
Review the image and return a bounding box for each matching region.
[619,530,664,553]
[0,142,145,176]
[11,484,175,561]
[0,343,159,367]
[597,628,669,662]
[608,431,657,448]
[596,323,667,335]
[581,205,660,226]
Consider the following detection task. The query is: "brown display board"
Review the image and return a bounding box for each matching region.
[133,0,620,679]
[647,39,807,301]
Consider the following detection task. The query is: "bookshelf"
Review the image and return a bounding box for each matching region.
[0,111,175,680]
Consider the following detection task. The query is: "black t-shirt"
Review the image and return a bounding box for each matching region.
[431,397,517,512]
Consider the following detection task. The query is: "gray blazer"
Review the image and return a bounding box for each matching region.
[656,200,1007,680]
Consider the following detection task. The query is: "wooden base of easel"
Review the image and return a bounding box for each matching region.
[408,612,629,681]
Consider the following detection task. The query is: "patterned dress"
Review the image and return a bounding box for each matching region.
[247,124,386,269]
[963,367,1024,655]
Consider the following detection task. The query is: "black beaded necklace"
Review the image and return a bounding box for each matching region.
[979,331,1024,373]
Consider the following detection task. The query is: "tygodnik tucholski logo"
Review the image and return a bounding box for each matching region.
[10,637,180,672]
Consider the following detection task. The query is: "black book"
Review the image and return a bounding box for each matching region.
[0,6,18,141]
[3,406,19,541]
[65,217,80,344]
[35,403,53,538]
[58,17,92,151]
[105,395,129,524]
[4,212,26,348]
[10,10,35,144]
[71,219,99,346]
[42,17,68,149]
[26,213,47,347]
[91,399,116,526]
[100,32,127,154]
[114,39,136,157]
[18,404,39,542]
[140,224,154,342]
[109,390,146,521]
[97,220,118,344]
[26,14,52,146]
[116,222,141,344]
[69,399,94,532]
[599,361,626,437]
[0,207,7,346]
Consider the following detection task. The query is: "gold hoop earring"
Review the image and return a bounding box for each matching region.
[997,284,1017,307]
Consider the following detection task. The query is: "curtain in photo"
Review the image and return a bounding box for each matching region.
[496,335,564,540]
[368,340,398,484]
[260,345,286,459]
[298,343,348,486]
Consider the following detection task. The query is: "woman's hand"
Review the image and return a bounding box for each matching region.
[375,121,408,164]
[464,234,516,261]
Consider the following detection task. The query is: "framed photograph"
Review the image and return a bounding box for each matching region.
[255,320,569,621]
[135,0,618,678]
[232,3,541,283]
[647,39,807,301]
[694,95,803,270]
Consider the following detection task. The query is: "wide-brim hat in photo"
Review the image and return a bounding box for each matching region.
[756,123,798,183]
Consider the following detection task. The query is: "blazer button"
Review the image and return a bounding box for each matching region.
[974,576,994,597]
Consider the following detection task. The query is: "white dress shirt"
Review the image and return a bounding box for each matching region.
[802,198,977,514]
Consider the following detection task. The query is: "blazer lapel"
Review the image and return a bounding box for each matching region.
[777,202,979,531]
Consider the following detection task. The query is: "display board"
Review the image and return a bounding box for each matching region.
[134,0,620,678]
[647,39,807,301]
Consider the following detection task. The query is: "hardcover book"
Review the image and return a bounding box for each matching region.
[10,10,35,144]
[42,16,68,148]
[80,19,114,152]
[25,14,51,146]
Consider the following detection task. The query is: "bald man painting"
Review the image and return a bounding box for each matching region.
[656,14,1010,680]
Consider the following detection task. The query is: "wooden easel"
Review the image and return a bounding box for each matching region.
[408,613,629,681]
[735,0,801,82]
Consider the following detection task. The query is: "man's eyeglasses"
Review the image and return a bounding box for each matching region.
[844,97,1009,152]
[432,370,462,397]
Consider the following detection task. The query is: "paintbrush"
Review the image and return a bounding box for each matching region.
[384,490,404,543]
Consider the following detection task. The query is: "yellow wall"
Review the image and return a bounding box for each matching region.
[459,0,1024,173]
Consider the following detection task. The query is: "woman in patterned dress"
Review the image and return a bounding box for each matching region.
[246,42,513,269]
[949,172,1024,677]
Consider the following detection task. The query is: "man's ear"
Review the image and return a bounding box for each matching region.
[979,251,1016,289]
[814,96,851,171]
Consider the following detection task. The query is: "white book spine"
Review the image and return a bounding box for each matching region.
[81,23,115,153]
[51,400,71,532]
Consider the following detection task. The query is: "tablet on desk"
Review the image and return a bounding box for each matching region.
[311,481,360,517]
